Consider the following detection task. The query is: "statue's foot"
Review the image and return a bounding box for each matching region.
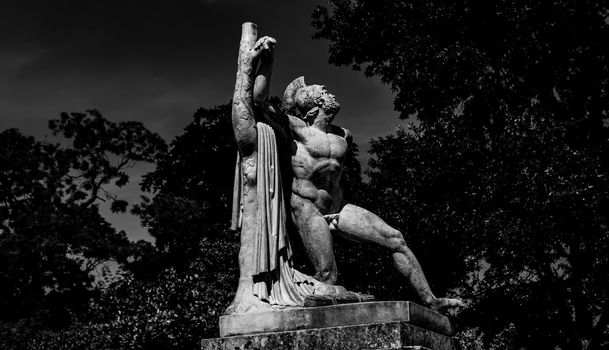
[224,292,274,315]
[430,297,465,312]
[313,281,347,296]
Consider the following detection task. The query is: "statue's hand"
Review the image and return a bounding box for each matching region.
[252,36,276,61]
[241,36,276,72]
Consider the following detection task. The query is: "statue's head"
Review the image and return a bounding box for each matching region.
[283,77,341,123]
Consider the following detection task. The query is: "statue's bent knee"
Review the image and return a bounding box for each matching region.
[387,229,407,252]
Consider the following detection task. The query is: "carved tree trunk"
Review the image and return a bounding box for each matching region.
[231,22,258,157]
[224,22,264,315]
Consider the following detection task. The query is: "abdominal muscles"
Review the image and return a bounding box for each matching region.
[291,157,343,214]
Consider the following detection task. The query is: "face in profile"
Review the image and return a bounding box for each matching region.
[315,85,341,118]
[295,84,341,121]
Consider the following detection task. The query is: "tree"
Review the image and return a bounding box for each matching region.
[88,235,238,350]
[363,113,609,349]
[312,0,609,131]
[1,236,238,350]
[313,1,609,348]
[0,110,166,330]
[0,105,242,349]
[132,103,237,274]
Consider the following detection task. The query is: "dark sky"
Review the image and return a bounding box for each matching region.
[0,0,405,242]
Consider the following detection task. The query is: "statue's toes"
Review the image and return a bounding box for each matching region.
[431,297,465,311]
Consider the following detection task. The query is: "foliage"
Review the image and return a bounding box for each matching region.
[132,104,237,274]
[0,319,109,350]
[94,235,237,350]
[0,110,166,329]
[313,1,609,348]
[363,113,609,349]
[312,0,609,131]
[140,104,235,207]
[0,234,238,350]
[339,141,364,203]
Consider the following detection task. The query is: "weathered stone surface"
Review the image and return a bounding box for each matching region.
[304,291,375,307]
[226,22,464,315]
[201,321,457,350]
[219,301,454,337]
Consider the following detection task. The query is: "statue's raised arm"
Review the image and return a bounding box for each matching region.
[231,23,276,158]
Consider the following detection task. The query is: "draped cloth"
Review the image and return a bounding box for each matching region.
[231,122,338,306]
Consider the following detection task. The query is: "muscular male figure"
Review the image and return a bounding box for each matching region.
[238,31,463,311]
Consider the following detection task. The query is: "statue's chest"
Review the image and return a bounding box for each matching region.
[300,130,347,159]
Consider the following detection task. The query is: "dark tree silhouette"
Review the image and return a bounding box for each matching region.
[312,0,609,132]
[313,1,609,349]
[363,113,609,349]
[132,103,237,275]
[1,106,240,350]
[0,110,166,332]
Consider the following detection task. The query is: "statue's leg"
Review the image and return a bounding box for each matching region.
[291,194,338,284]
[336,204,464,311]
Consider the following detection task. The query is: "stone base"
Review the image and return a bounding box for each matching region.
[219,301,453,337]
[201,301,457,350]
[201,321,457,350]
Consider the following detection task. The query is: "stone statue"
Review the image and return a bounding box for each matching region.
[226,23,351,315]
[226,22,463,315]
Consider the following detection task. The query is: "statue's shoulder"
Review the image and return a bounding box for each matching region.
[329,125,352,143]
[287,115,306,129]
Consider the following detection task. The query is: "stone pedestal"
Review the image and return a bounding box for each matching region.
[201,301,458,350]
